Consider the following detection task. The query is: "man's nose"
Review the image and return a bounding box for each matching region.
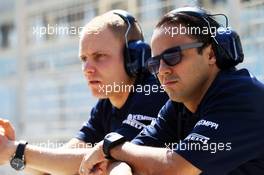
[159,59,172,76]
[82,61,95,74]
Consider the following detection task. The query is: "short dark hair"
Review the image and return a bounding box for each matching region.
[156,9,221,54]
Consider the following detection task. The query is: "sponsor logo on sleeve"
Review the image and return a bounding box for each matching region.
[184,133,210,144]
[194,119,219,130]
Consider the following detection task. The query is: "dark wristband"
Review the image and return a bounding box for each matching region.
[103,132,127,160]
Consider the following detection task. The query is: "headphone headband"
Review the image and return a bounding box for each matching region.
[169,7,207,17]
[165,7,244,69]
[113,10,136,47]
[112,9,136,24]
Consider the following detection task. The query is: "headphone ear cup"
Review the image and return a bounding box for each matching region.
[124,45,132,77]
[214,28,244,69]
[124,40,151,77]
[213,42,231,69]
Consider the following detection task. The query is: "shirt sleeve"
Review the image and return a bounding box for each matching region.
[75,102,105,144]
[132,100,180,147]
[175,100,264,175]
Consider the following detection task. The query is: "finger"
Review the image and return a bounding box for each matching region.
[0,119,15,140]
[79,157,91,175]
[79,160,87,175]
[0,126,4,133]
[84,161,98,174]
[88,167,103,175]
[0,119,10,126]
[79,159,85,175]
[95,169,103,175]
[79,166,86,175]
[0,128,4,135]
[96,161,108,174]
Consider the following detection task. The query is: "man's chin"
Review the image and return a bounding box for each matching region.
[167,92,182,103]
[91,91,109,99]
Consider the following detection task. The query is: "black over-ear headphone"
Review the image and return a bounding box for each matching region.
[169,7,244,69]
[112,10,151,77]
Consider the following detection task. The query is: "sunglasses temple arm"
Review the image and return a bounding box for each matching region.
[153,73,159,82]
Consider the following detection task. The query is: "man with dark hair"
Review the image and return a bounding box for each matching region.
[79,7,264,175]
[0,10,168,175]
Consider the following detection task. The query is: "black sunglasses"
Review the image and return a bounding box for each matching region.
[146,42,204,75]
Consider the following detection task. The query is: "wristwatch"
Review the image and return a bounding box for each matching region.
[10,141,28,171]
[103,132,127,160]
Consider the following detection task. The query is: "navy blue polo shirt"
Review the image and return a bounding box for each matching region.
[75,74,168,144]
[132,68,264,175]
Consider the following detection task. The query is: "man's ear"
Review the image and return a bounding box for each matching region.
[207,45,217,65]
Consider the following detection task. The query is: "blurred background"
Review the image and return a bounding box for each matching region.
[0,0,264,174]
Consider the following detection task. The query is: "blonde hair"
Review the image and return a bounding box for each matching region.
[81,11,143,44]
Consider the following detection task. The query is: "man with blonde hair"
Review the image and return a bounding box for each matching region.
[0,10,167,175]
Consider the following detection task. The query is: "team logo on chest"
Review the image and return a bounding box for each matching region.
[123,114,156,130]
